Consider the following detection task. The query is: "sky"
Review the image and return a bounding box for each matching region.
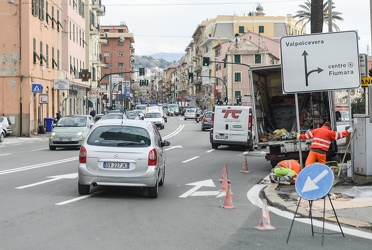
[100,0,371,56]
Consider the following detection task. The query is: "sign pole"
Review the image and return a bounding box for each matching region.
[295,93,303,169]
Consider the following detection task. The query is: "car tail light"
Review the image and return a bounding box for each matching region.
[248,114,252,131]
[203,117,207,122]
[211,113,214,128]
[79,146,87,163]
[148,149,157,166]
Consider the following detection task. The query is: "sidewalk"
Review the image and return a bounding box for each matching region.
[263,178,372,230]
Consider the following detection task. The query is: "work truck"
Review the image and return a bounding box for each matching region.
[249,65,338,167]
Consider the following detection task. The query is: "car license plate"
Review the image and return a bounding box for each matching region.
[59,137,70,141]
[216,134,228,139]
[103,162,129,169]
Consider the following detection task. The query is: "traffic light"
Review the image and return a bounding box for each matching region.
[224,97,228,104]
[80,70,91,81]
[170,93,174,98]
[202,57,210,66]
[139,67,145,76]
[188,72,193,82]
[237,97,241,105]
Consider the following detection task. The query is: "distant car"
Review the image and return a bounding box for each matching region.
[100,113,127,120]
[0,116,13,136]
[126,110,144,120]
[184,108,196,120]
[77,119,171,198]
[201,111,213,131]
[144,111,165,129]
[49,115,93,150]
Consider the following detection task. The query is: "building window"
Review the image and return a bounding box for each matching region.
[255,54,262,64]
[46,44,49,67]
[104,52,109,57]
[118,63,124,68]
[234,91,241,98]
[234,55,241,64]
[118,29,124,33]
[103,40,109,46]
[103,29,109,32]
[259,26,264,33]
[117,40,124,46]
[118,51,124,56]
[234,72,241,82]
[238,26,244,33]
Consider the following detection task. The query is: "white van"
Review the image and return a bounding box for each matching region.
[146,106,167,122]
[210,106,254,151]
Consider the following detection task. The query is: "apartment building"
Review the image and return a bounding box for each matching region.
[0,0,105,136]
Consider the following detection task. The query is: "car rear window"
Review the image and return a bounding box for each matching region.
[205,112,212,118]
[87,126,151,147]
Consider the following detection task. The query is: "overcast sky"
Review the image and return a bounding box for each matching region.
[100,0,371,56]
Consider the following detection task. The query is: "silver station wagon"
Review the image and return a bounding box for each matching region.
[78,119,170,198]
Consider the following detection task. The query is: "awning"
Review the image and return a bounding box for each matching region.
[88,100,94,108]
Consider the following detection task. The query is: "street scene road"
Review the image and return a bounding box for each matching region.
[1,116,371,250]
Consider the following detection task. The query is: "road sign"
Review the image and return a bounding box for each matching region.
[280,31,360,93]
[295,163,334,200]
[31,83,42,93]
[361,77,372,87]
[359,53,368,77]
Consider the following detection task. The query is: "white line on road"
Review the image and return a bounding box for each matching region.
[182,156,199,163]
[206,149,214,153]
[31,148,48,151]
[0,153,12,157]
[16,178,59,189]
[55,191,105,205]
[247,183,372,240]
[0,157,78,175]
[163,125,185,140]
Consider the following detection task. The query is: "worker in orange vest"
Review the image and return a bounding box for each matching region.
[269,159,301,185]
[296,121,353,166]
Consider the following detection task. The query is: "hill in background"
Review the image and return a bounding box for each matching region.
[132,53,184,70]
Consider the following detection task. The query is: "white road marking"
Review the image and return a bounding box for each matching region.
[247,183,372,240]
[206,149,214,153]
[182,156,199,163]
[163,124,185,140]
[16,173,78,189]
[0,153,12,157]
[0,157,78,175]
[165,145,183,151]
[55,191,105,206]
[31,148,48,151]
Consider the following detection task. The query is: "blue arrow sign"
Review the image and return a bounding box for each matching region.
[295,163,334,200]
[31,83,42,93]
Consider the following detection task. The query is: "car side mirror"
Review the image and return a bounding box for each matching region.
[161,140,170,147]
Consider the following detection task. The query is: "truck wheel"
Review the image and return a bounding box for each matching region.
[247,146,254,151]
[212,143,218,149]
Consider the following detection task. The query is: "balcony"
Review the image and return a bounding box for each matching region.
[96,5,106,16]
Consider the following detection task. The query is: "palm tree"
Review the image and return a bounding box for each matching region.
[293,0,344,33]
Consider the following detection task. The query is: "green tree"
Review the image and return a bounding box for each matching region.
[294,0,344,33]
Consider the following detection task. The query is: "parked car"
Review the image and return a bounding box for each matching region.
[201,111,213,131]
[184,108,196,120]
[0,116,13,136]
[77,119,170,198]
[144,111,165,129]
[49,115,93,150]
[0,130,4,143]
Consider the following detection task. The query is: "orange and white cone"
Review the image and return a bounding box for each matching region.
[220,173,229,192]
[219,163,229,183]
[241,156,249,173]
[255,198,275,230]
[223,184,234,209]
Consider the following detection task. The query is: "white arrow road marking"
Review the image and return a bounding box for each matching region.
[182,156,199,163]
[301,169,329,193]
[191,191,221,196]
[15,173,78,189]
[165,145,183,151]
[179,179,216,198]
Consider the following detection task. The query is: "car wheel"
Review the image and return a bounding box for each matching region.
[159,169,165,186]
[202,127,205,131]
[184,117,186,120]
[162,125,165,129]
[78,182,90,195]
[0,132,4,143]
[49,146,56,150]
[148,181,159,198]
[212,143,218,149]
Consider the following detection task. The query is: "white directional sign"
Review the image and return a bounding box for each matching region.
[280,31,360,93]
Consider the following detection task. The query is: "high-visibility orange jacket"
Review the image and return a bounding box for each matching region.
[299,125,349,152]
[277,160,301,174]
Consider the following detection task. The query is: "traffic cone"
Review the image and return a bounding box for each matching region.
[241,156,249,173]
[223,184,234,209]
[255,199,275,230]
[219,163,229,182]
[220,173,229,192]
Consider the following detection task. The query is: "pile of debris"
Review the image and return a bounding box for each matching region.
[259,128,296,142]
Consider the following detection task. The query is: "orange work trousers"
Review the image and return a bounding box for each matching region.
[305,151,327,166]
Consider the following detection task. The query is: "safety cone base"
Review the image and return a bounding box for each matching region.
[240,170,249,173]
[255,225,275,230]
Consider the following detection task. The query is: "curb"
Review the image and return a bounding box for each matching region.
[264,182,372,230]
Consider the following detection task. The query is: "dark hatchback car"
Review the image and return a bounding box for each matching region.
[201,111,213,131]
